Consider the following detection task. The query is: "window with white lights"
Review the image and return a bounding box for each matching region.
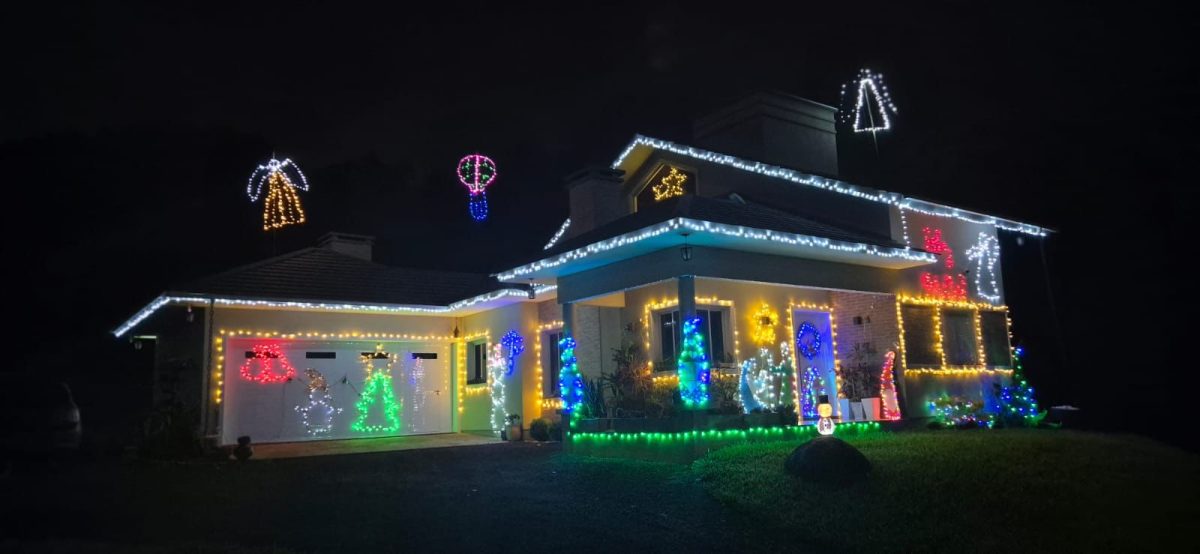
[544,331,563,398]
[901,305,939,367]
[941,309,978,366]
[467,339,487,385]
[655,308,729,368]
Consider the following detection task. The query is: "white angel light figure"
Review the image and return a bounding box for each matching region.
[247,157,310,231]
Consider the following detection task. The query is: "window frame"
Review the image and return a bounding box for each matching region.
[897,300,1012,372]
[652,305,730,370]
[467,339,488,385]
[544,330,563,398]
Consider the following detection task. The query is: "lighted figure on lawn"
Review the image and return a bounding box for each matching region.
[966,232,1002,304]
[878,351,901,421]
[677,316,711,408]
[919,227,967,300]
[240,343,297,384]
[295,368,342,436]
[407,355,427,432]
[838,68,898,134]
[488,344,508,434]
[740,341,796,413]
[816,394,835,436]
[246,157,310,231]
[795,321,824,418]
[350,345,402,433]
[457,153,497,221]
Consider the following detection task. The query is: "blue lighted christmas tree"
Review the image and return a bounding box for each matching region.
[558,335,585,425]
[677,316,710,408]
[996,346,1044,427]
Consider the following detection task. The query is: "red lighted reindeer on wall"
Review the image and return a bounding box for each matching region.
[919,227,967,300]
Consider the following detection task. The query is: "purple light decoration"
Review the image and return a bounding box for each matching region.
[457,153,497,221]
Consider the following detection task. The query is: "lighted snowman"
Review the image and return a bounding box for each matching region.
[817,394,835,436]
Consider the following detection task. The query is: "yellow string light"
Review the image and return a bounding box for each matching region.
[750,303,779,346]
[533,321,564,411]
[894,296,1012,375]
[652,167,688,201]
[641,296,738,371]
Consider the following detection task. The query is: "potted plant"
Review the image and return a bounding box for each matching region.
[506,414,523,442]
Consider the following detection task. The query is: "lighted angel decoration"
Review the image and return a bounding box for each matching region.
[247,157,310,231]
[966,232,1002,304]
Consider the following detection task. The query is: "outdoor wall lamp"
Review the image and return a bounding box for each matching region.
[680,232,692,261]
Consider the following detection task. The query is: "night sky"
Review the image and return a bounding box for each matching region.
[2,4,1191,439]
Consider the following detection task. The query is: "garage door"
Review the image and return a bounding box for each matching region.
[221,339,451,445]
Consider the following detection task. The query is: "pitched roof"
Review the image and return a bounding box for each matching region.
[536,194,907,261]
[173,247,501,306]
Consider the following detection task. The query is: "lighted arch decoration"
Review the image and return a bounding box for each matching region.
[795,321,822,361]
[457,153,497,221]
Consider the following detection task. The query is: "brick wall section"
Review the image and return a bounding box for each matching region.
[830,291,900,368]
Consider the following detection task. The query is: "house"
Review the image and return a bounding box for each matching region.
[114,92,1047,447]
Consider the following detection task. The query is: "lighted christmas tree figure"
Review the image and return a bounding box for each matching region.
[838,68,898,134]
[350,345,402,433]
[488,344,508,434]
[558,335,585,426]
[652,167,688,202]
[246,157,310,231]
[996,346,1043,427]
[677,316,711,408]
[295,368,342,436]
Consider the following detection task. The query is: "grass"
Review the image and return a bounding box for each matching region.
[693,429,1199,552]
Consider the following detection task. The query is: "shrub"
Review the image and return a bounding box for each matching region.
[548,420,563,441]
[529,418,550,441]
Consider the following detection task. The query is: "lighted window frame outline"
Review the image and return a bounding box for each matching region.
[785,301,840,417]
[464,337,490,391]
[456,332,493,412]
[893,296,1014,376]
[642,296,739,383]
[631,161,698,213]
[535,321,565,410]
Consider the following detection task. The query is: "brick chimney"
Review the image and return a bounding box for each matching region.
[564,167,627,240]
[693,91,839,177]
[318,232,374,261]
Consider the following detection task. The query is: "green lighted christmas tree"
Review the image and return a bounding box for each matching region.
[677,316,710,408]
[350,345,402,433]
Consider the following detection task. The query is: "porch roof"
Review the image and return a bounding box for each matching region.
[496,195,936,282]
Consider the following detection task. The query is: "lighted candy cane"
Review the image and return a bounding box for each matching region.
[457,153,497,221]
[966,232,1002,304]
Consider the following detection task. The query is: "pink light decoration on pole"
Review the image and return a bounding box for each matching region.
[457,153,497,221]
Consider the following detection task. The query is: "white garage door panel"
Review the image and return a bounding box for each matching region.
[221,339,451,445]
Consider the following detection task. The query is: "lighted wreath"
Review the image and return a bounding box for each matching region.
[796,321,822,361]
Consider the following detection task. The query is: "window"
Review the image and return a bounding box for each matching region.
[545,331,563,397]
[941,310,978,366]
[467,340,487,385]
[656,308,727,368]
[901,305,939,367]
[980,311,1011,367]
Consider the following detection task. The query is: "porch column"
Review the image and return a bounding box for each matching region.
[677,275,696,321]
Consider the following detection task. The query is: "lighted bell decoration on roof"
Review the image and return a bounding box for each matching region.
[457,153,497,221]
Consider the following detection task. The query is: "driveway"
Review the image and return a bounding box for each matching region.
[0,443,751,552]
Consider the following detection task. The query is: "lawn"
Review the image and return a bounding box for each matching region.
[693,429,1199,552]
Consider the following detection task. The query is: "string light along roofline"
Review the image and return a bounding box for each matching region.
[112,285,559,338]
[543,218,572,250]
[610,135,1048,237]
[495,216,938,281]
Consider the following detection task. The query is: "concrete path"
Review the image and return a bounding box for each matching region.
[250,432,500,459]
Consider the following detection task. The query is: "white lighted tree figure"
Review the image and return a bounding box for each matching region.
[247,157,310,231]
[966,232,1002,303]
[488,344,508,434]
[838,68,898,134]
